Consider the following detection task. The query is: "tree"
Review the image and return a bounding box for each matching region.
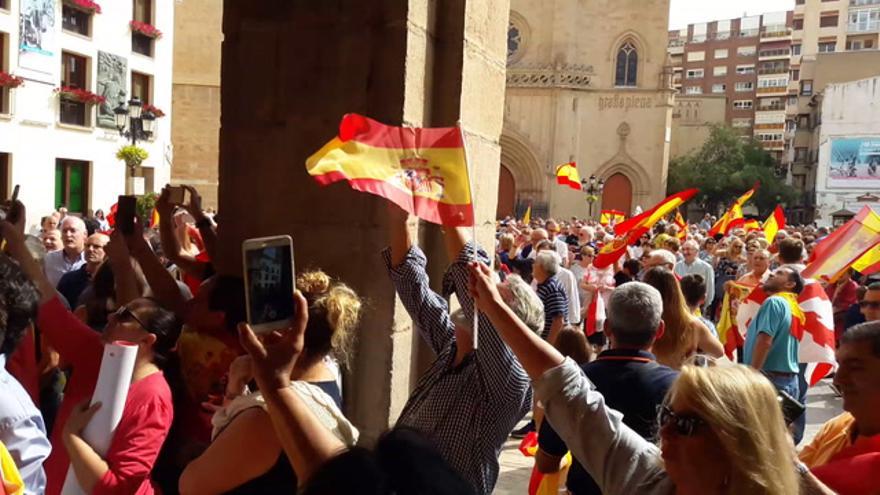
[667,125,796,217]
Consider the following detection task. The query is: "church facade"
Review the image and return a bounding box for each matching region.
[499,0,676,220]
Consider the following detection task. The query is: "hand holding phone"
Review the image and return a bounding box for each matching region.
[117,195,137,236]
[167,186,186,206]
[242,235,296,334]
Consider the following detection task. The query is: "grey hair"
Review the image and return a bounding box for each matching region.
[501,274,544,334]
[649,249,677,267]
[607,282,663,347]
[683,240,700,250]
[23,235,48,266]
[535,250,560,276]
[61,215,87,233]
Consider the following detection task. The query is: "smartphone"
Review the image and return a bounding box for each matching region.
[5,185,20,223]
[167,186,186,206]
[242,235,296,334]
[778,388,806,426]
[117,195,137,235]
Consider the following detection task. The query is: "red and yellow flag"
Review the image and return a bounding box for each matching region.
[763,205,786,243]
[149,208,160,229]
[594,189,698,268]
[599,209,625,226]
[743,218,761,232]
[522,204,532,225]
[709,183,758,237]
[555,162,581,190]
[803,206,880,281]
[852,244,880,275]
[674,211,687,240]
[306,113,473,226]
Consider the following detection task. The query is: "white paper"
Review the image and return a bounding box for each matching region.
[61,341,138,495]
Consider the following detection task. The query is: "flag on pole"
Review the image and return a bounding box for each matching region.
[599,209,625,226]
[521,204,531,225]
[594,189,698,269]
[709,183,759,237]
[674,211,687,240]
[743,218,761,232]
[736,281,836,386]
[306,113,474,226]
[802,206,880,281]
[555,162,581,190]
[716,281,754,358]
[763,205,786,243]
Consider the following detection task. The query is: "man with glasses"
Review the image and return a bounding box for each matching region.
[535,282,678,495]
[56,233,109,308]
[859,283,880,323]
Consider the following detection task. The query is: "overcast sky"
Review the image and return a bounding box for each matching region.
[669,0,795,30]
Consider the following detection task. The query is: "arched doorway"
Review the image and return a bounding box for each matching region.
[497,164,516,219]
[601,172,632,215]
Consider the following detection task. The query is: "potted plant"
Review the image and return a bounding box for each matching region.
[0,72,24,89]
[129,20,162,39]
[116,145,149,174]
[55,86,106,105]
[143,103,165,118]
[63,0,102,14]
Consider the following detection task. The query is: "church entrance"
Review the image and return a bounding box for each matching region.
[601,172,632,215]
[497,164,516,219]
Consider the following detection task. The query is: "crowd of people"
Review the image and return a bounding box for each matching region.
[0,189,877,495]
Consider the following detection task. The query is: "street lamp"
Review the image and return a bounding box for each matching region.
[580,174,605,220]
[114,97,156,146]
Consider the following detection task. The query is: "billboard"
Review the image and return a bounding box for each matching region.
[827,137,880,189]
[18,0,57,83]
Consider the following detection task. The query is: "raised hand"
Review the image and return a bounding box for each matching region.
[181,185,205,221]
[105,229,132,262]
[468,261,502,312]
[237,291,309,391]
[155,186,175,224]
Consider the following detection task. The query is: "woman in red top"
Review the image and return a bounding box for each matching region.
[2,208,180,495]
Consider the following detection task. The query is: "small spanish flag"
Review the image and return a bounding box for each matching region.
[306,114,473,226]
[599,209,625,226]
[763,205,786,243]
[674,211,687,240]
[709,183,758,237]
[555,162,581,190]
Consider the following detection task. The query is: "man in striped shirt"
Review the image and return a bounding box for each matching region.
[533,250,569,343]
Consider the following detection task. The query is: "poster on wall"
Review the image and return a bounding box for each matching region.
[827,137,880,189]
[96,52,129,128]
[18,0,57,83]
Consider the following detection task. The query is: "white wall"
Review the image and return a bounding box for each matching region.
[815,76,880,227]
[0,0,173,227]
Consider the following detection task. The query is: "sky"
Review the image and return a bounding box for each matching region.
[669,0,795,30]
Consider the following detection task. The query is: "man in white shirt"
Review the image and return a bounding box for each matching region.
[674,240,715,314]
[43,216,87,287]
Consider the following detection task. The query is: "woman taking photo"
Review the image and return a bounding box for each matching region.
[2,206,179,495]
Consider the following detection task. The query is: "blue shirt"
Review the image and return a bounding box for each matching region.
[536,275,568,340]
[743,296,799,373]
[0,355,51,494]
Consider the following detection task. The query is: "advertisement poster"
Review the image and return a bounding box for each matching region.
[18,0,57,83]
[827,137,880,189]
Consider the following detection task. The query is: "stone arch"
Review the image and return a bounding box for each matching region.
[607,31,650,88]
[500,129,544,202]
[594,159,651,216]
[601,172,633,215]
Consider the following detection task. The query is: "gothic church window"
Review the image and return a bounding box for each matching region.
[615,41,638,87]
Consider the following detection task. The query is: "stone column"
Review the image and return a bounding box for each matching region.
[218,0,509,442]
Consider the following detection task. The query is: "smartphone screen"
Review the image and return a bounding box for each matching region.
[244,240,295,329]
[168,186,186,206]
[117,195,137,235]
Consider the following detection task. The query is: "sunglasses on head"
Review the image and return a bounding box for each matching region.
[859,301,880,309]
[658,405,706,436]
[113,306,149,332]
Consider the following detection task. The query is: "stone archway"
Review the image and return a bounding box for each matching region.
[500,128,545,208]
[497,164,516,218]
[602,172,632,214]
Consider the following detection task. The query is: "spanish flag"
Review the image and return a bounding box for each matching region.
[803,206,880,281]
[306,114,473,226]
[674,211,687,240]
[852,244,880,275]
[599,209,625,226]
[594,189,698,268]
[149,208,161,229]
[743,218,761,232]
[555,162,581,190]
[709,183,758,237]
[763,205,786,243]
[518,432,572,495]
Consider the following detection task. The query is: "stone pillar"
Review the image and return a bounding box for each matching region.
[218,0,509,442]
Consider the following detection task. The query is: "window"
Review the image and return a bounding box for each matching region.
[818,42,836,52]
[713,66,728,76]
[0,154,8,200]
[788,95,798,105]
[847,38,875,50]
[794,147,809,161]
[0,0,6,9]
[792,44,801,56]
[714,49,728,59]
[798,114,810,128]
[757,133,784,142]
[60,52,89,126]
[794,18,804,30]
[62,4,91,36]
[132,0,154,57]
[684,86,703,95]
[735,81,755,92]
[737,46,757,56]
[736,65,755,75]
[615,41,638,87]
[0,33,7,114]
[820,14,839,27]
[849,9,880,32]
[732,118,752,128]
[55,159,90,213]
[712,83,726,93]
[791,69,800,81]
[758,77,788,88]
[733,100,753,109]
[686,68,704,79]
[687,51,705,62]
[131,72,151,103]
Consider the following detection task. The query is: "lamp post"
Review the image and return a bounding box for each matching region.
[580,174,605,220]
[114,97,156,194]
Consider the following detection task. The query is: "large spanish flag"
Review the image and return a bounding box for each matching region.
[555,162,581,190]
[763,205,786,243]
[803,206,880,281]
[709,183,758,237]
[594,189,698,268]
[306,114,473,226]
[852,244,880,275]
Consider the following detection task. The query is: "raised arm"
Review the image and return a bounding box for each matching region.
[181,185,218,262]
[157,187,210,279]
[0,204,55,305]
[104,230,140,306]
[126,218,187,316]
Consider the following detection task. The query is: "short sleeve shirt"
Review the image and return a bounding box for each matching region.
[536,276,568,339]
[743,296,798,373]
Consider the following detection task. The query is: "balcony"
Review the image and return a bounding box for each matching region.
[761,141,786,151]
[758,66,789,75]
[759,48,791,60]
[756,103,787,111]
[848,21,880,34]
[761,28,793,41]
[757,86,788,96]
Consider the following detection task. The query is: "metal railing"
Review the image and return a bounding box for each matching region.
[759,49,791,58]
[758,67,788,75]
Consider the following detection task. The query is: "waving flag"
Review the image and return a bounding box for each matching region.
[555,162,581,190]
[852,244,880,275]
[522,204,531,225]
[743,218,761,232]
[709,183,759,237]
[716,281,754,358]
[803,206,880,281]
[306,113,473,226]
[763,205,786,243]
[599,209,625,226]
[674,211,687,240]
[594,189,698,269]
[518,432,572,495]
[736,281,836,386]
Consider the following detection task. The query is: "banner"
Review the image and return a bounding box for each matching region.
[18,0,57,82]
[827,138,880,189]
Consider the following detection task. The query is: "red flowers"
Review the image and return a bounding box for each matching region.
[130,20,162,39]
[143,103,165,118]
[65,0,102,14]
[55,86,107,105]
[0,72,24,89]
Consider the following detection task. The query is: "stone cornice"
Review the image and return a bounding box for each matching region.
[506,63,594,90]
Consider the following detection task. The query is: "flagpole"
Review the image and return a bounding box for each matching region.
[458,122,479,349]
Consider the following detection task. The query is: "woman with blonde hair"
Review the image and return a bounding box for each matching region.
[179,270,362,494]
[643,267,723,368]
